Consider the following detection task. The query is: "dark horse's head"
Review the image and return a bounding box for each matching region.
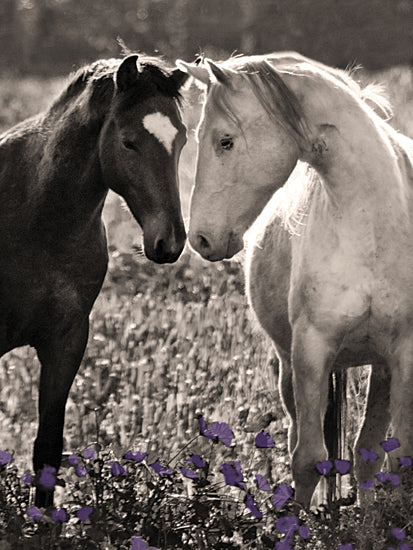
[91,55,188,263]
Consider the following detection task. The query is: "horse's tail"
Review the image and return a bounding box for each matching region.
[324,370,347,503]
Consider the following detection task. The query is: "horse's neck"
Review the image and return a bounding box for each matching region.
[283,70,413,237]
[34,99,108,232]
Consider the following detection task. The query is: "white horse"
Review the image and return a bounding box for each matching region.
[177,52,413,506]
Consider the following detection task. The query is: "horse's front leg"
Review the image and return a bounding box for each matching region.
[291,317,335,507]
[33,318,89,507]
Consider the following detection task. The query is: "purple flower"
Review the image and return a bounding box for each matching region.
[255,474,270,491]
[39,466,56,488]
[392,527,406,540]
[83,448,96,460]
[27,506,42,521]
[360,448,378,463]
[208,421,234,447]
[150,460,172,476]
[338,545,353,550]
[335,459,351,475]
[360,479,375,490]
[77,506,94,521]
[68,454,79,466]
[381,438,399,453]
[187,454,206,468]
[376,472,390,483]
[110,461,128,477]
[299,525,310,539]
[245,493,263,519]
[76,465,87,477]
[220,461,245,489]
[0,451,12,465]
[124,451,147,463]
[275,542,293,550]
[400,457,412,468]
[22,473,32,484]
[376,472,401,486]
[316,460,333,475]
[51,508,67,523]
[131,535,148,550]
[255,430,275,448]
[198,416,218,442]
[276,515,299,535]
[180,467,197,479]
[273,484,293,509]
[399,544,411,550]
[130,535,159,550]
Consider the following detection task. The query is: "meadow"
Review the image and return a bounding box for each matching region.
[0,62,412,549]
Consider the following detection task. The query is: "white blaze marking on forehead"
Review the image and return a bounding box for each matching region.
[142,112,178,154]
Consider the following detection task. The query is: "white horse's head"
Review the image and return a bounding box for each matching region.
[177,56,307,261]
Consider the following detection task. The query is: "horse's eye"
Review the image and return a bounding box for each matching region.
[122,140,136,151]
[220,136,233,151]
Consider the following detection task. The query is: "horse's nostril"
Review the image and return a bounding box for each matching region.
[197,233,210,251]
[154,237,165,257]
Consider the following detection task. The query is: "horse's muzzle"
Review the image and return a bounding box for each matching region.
[144,222,186,264]
[188,229,243,261]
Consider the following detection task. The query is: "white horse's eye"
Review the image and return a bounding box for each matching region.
[220,136,234,150]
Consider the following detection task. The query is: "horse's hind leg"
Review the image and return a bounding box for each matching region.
[33,319,89,507]
[387,338,413,470]
[354,362,391,488]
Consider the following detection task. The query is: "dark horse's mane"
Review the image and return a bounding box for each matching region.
[51,55,182,114]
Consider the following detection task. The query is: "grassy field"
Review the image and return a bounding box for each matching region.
[0,62,412,490]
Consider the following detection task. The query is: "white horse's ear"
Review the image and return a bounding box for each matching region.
[176,59,211,85]
[204,59,229,85]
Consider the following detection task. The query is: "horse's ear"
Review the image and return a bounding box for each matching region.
[205,60,228,85]
[116,55,140,91]
[169,68,189,90]
[175,59,210,85]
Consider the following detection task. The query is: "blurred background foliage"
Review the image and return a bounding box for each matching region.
[0,0,412,77]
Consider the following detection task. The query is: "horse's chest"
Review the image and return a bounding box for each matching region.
[292,250,413,350]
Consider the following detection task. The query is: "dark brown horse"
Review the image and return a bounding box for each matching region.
[0,54,188,506]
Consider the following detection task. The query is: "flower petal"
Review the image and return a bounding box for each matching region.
[391,527,406,540]
[360,448,378,463]
[255,430,275,448]
[276,515,299,535]
[0,451,12,466]
[360,479,375,490]
[150,460,172,476]
[400,457,412,469]
[381,438,399,453]
[273,484,293,509]
[335,459,351,475]
[77,506,94,521]
[245,493,263,519]
[209,421,234,447]
[187,454,206,468]
[316,460,333,475]
[255,473,270,491]
[124,451,148,463]
[180,467,197,479]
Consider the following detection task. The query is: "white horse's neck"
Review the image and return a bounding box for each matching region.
[281,66,413,237]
